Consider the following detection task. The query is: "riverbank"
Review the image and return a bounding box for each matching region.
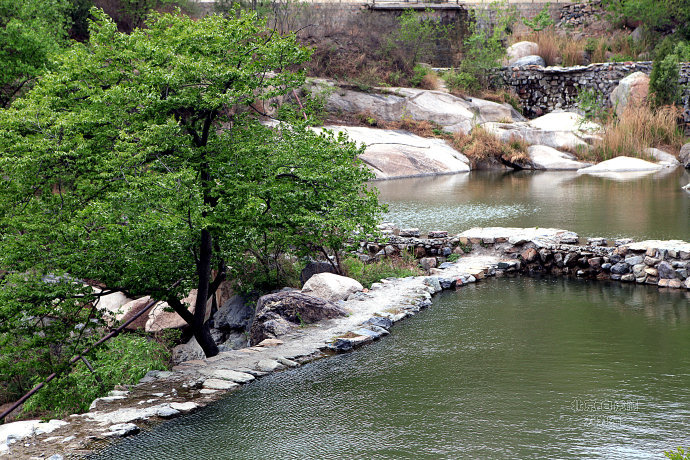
[3,226,690,458]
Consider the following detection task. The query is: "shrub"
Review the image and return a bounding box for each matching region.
[587,103,683,162]
[665,447,690,460]
[650,40,690,106]
[21,333,170,419]
[452,127,529,166]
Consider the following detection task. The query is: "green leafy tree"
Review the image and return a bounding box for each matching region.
[0,4,382,374]
[604,0,690,39]
[0,0,73,107]
[649,41,690,106]
[522,4,553,33]
[390,9,451,71]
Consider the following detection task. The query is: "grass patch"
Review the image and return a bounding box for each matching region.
[451,128,530,167]
[343,254,422,288]
[585,103,684,162]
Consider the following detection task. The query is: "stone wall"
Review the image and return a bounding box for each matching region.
[359,227,690,290]
[501,62,690,130]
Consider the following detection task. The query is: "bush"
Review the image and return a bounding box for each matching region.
[649,40,690,106]
[451,127,529,167]
[22,333,170,419]
[665,447,690,460]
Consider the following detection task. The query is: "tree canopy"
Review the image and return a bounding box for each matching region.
[0,3,382,392]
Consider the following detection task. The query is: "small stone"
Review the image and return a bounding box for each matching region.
[624,255,644,266]
[428,231,448,238]
[420,257,437,271]
[644,267,658,277]
[365,316,393,330]
[658,278,670,287]
[423,276,442,293]
[156,406,180,418]
[199,389,218,395]
[277,357,299,368]
[104,423,139,438]
[657,261,676,279]
[400,228,420,237]
[521,248,538,263]
[632,264,646,278]
[256,338,283,347]
[621,274,635,282]
[644,256,660,266]
[610,263,629,275]
[256,359,284,373]
[438,262,455,269]
[203,379,240,390]
[211,369,255,383]
[668,279,682,289]
[588,257,602,269]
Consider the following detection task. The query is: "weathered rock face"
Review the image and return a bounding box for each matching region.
[527,145,592,170]
[171,337,205,365]
[322,125,470,179]
[511,55,546,67]
[679,143,690,169]
[301,272,363,303]
[314,80,525,135]
[644,148,679,167]
[249,291,347,345]
[506,41,539,64]
[212,295,252,331]
[610,71,649,117]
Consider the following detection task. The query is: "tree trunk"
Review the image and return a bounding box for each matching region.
[194,228,219,357]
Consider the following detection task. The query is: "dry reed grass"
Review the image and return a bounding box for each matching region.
[586,103,683,162]
[452,128,529,166]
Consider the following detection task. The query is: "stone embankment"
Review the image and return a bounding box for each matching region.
[4,227,690,458]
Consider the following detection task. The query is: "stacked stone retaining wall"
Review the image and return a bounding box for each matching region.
[360,228,690,290]
[501,62,690,132]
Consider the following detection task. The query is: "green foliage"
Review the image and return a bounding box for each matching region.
[0,0,73,106]
[389,9,451,70]
[275,88,329,126]
[457,0,517,92]
[649,41,690,106]
[603,0,690,39]
[342,254,422,289]
[522,4,553,33]
[446,253,461,262]
[410,64,429,88]
[665,447,690,460]
[22,333,170,419]
[576,88,611,123]
[0,7,383,370]
[443,69,481,93]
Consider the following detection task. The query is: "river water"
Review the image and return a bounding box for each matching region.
[92,278,690,459]
[376,169,690,241]
[91,170,690,460]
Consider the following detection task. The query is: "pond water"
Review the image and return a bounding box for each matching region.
[376,169,690,241]
[92,278,690,460]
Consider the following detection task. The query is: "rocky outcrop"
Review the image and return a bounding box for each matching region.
[323,125,470,179]
[301,273,363,302]
[527,145,592,170]
[314,80,525,134]
[482,112,600,151]
[506,41,539,64]
[610,72,649,117]
[680,143,690,169]
[249,291,347,344]
[644,148,679,167]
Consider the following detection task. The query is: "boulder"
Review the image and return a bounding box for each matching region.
[300,260,339,285]
[511,55,546,67]
[644,148,679,167]
[145,290,212,333]
[529,112,601,133]
[482,122,588,151]
[506,41,539,64]
[171,337,205,364]
[679,142,690,169]
[212,294,252,331]
[301,272,363,302]
[527,145,592,170]
[119,297,157,330]
[316,82,524,135]
[250,291,347,344]
[94,290,134,323]
[577,156,663,175]
[610,72,649,117]
[323,125,470,179]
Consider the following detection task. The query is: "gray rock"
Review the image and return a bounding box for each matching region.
[156,406,180,418]
[632,264,646,278]
[420,257,437,271]
[680,143,690,169]
[438,262,455,269]
[171,337,205,365]
[439,277,456,289]
[212,295,252,331]
[103,423,139,438]
[601,262,612,271]
[250,291,346,345]
[400,228,420,237]
[657,261,676,279]
[47,455,64,460]
[299,261,338,285]
[302,273,363,302]
[610,263,629,275]
[423,277,442,293]
[365,316,393,330]
[624,255,644,266]
[512,55,546,67]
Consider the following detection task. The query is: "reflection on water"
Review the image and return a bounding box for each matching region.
[376,169,690,241]
[91,278,690,460]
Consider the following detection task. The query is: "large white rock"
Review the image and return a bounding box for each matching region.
[529,112,601,133]
[94,290,134,323]
[317,81,525,135]
[680,142,690,169]
[458,227,579,245]
[322,125,470,179]
[301,272,363,302]
[577,156,664,174]
[610,72,649,117]
[506,41,539,64]
[527,145,592,170]
[0,419,67,452]
[644,148,679,167]
[482,122,589,150]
